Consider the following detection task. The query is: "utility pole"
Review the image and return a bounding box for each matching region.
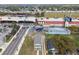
[35,18,38,25]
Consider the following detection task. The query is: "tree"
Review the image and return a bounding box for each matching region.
[35,12,40,17]
[6,6,20,11]
[40,12,45,17]
[47,35,76,54]
[11,22,20,35]
[12,22,17,28]
[67,26,79,33]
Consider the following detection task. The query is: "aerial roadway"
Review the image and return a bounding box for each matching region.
[2,25,29,55]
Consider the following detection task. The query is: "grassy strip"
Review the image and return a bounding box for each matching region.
[19,36,35,55]
[0,48,2,52]
[5,35,13,42]
[5,25,20,42]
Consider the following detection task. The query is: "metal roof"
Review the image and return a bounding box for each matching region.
[46,27,71,34]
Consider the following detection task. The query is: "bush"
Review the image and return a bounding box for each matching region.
[46,35,76,54]
[5,35,12,42]
[0,48,2,52]
[67,26,79,34]
[5,24,20,42]
[0,29,2,32]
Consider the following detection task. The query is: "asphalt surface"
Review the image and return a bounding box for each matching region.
[2,26,28,55]
[34,32,45,55]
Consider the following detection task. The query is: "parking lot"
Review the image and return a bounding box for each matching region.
[0,24,12,45]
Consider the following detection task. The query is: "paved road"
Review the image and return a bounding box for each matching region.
[41,33,45,55]
[34,32,45,55]
[2,26,28,55]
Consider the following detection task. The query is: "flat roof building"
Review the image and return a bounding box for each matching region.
[45,27,71,35]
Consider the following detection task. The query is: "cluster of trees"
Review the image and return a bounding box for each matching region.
[10,22,20,35]
[67,26,79,34]
[5,6,21,11]
[0,12,9,16]
[38,5,79,11]
[1,4,79,12]
[35,12,45,17]
[46,34,76,54]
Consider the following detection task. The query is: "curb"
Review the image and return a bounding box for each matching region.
[14,27,32,55]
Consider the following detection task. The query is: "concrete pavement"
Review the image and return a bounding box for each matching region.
[34,32,46,55]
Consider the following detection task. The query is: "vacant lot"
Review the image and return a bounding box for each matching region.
[44,11,79,18]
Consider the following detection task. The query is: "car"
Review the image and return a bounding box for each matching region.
[34,26,44,31]
[47,40,58,55]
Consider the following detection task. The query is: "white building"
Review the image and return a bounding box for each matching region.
[0,15,79,27]
[45,27,71,35]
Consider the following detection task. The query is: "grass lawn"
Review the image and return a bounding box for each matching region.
[19,36,35,55]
